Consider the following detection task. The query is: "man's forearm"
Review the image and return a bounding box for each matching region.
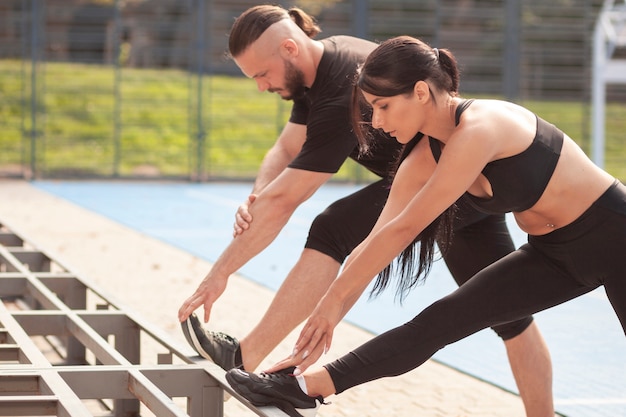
[209,192,296,280]
[251,146,294,194]
[177,181,302,322]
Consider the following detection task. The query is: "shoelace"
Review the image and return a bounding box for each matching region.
[212,331,237,344]
[258,370,295,380]
[259,366,296,377]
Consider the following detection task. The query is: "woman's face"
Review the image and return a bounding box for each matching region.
[362,90,421,144]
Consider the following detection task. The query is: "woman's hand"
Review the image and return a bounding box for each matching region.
[266,290,345,375]
[233,194,257,237]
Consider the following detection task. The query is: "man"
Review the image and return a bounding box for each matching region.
[178,5,554,416]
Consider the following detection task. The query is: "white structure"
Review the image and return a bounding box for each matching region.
[592,0,626,167]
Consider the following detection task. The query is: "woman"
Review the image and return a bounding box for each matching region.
[225,35,626,417]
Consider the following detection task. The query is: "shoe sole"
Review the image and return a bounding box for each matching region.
[181,315,213,361]
[225,371,318,417]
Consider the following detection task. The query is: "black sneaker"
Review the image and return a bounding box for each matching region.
[181,313,242,370]
[225,367,325,417]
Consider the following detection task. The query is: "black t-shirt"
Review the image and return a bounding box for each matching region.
[287,36,403,179]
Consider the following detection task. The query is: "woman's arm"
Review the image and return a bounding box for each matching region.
[271,126,499,374]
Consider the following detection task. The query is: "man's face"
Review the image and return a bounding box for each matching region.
[234,44,306,101]
[279,58,307,100]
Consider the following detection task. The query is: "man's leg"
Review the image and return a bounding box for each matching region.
[240,181,390,371]
[443,206,554,417]
[183,180,389,370]
[503,321,554,417]
[240,248,340,371]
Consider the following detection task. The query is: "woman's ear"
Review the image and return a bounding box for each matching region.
[413,80,430,103]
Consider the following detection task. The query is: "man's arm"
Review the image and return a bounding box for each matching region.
[178,122,332,322]
[251,122,307,193]
[234,122,308,236]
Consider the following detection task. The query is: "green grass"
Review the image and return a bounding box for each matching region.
[522,99,626,181]
[1,60,625,181]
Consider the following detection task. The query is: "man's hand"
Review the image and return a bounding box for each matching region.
[233,194,257,237]
[178,273,228,323]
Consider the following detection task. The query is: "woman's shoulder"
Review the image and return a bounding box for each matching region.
[456,99,535,132]
[464,98,533,119]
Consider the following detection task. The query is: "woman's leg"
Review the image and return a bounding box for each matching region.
[592,182,626,333]
[324,244,594,394]
[443,211,553,416]
[444,211,534,338]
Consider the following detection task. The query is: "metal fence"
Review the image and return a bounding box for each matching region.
[1,0,625,181]
[0,219,286,417]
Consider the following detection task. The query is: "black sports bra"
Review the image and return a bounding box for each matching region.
[429,99,564,214]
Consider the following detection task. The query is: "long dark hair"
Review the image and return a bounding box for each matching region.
[228,5,321,58]
[352,36,460,302]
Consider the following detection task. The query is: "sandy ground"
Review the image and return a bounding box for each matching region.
[0,179,527,417]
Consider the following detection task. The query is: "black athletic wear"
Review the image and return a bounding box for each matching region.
[181,313,242,370]
[430,100,564,214]
[288,36,403,177]
[226,368,324,417]
[322,105,626,394]
[285,36,533,341]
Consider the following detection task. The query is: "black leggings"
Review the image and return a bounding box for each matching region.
[305,179,531,340]
[325,180,626,394]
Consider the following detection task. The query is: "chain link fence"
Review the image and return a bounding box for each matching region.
[1,0,625,181]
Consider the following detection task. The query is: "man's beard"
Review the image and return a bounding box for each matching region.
[275,59,307,101]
